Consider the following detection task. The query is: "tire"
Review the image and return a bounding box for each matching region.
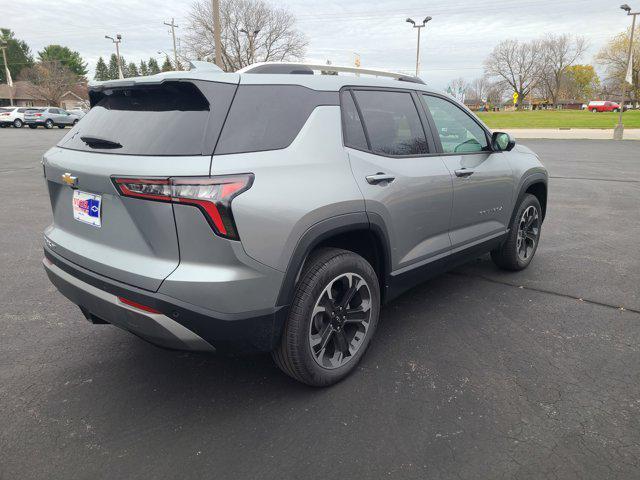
[73,119,78,125]
[591,108,597,113]
[13,119,23,128]
[491,194,542,271]
[57,125,65,129]
[44,119,54,129]
[28,124,37,129]
[614,108,620,113]
[272,248,381,387]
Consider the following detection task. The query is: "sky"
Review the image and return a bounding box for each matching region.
[2,0,632,90]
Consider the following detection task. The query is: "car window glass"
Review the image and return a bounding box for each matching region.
[422,95,488,153]
[341,91,368,150]
[353,90,428,156]
[49,108,59,114]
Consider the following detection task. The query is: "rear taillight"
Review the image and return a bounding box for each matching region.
[35,113,42,117]
[112,175,254,241]
[0,113,9,116]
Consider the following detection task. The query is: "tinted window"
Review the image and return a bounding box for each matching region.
[215,85,337,155]
[49,108,60,114]
[353,90,428,156]
[18,108,27,113]
[423,95,488,153]
[341,91,368,150]
[58,81,235,156]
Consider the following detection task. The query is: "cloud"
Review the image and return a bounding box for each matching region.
[3,0,626,89]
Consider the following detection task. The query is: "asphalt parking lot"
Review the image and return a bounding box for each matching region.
[1,128,639,479]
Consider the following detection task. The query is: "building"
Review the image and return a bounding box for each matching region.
[0,81,88,109]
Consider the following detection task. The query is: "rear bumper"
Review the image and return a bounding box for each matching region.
[43,246,287,353]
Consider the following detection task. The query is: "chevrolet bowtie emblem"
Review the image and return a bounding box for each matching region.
[61,172,78,187]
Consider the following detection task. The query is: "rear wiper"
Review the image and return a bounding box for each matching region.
[80,136,122,149]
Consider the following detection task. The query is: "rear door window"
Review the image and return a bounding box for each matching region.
[340,91,368,150]
[352,90,428,156]
[58,81,237,156]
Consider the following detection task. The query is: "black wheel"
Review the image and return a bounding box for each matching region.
[73,119,78,125]
[44,119,54,129]
[28,124,37,129]
[0,124,6,128]
[57,125,65,129]
[13,119,23,128]
[491,194,542,271]
[614,108,620,112]
[272,248,380,387]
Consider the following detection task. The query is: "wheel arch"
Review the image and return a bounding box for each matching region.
[510,173,548,228]
[275,213,392,310]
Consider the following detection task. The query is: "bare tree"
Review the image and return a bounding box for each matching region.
[596,25,640,105]
[484,39,544,110]
[467,76,491,102]
[446,77,468,102]
[185,0,307,71]
[19,61,77,106]
[537,34,587,105]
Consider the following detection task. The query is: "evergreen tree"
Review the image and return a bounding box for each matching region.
[127,62,139,77]
[139,60,148,76]
[0,28,34,83]
[107,53,120,79]
[38,44,88,77]
[161,55,173,72]
[94,56,109,81]
[147,57,160,75]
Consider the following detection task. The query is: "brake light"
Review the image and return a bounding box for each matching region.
[0,112,9,116]
[112,175,254,240]
[35,113,42,117]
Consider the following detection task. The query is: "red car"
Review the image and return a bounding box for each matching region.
[587,101,622,112]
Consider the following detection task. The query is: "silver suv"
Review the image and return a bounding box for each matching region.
[25,107,80,129]
[42,62,547,386]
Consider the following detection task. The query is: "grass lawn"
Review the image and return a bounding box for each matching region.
[476,109,640,129]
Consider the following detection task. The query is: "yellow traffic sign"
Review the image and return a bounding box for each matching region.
[512,92,519,104]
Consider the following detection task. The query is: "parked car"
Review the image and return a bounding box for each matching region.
[24,107,81,129]
[587,100,622,112]
[41,62,548,386]
[67,108,88,119]
[0,106,31,128]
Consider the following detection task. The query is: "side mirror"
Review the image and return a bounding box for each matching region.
[492,131,515,151]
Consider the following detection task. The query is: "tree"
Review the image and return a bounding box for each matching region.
[127,62,139,77]
[596,25,640,104]
[37,44,88,77]
[185,0,307,71]
[147,57,161,75]
[161,55,173,72]
[467,76,491,102]
[139,60,149,76]
[537,34,586,105]
[19,61,77,106]
[0,28,34,83]
[446,77,468,102]
[107,53,120,79]
[94,56,109,81]
[484,38,544,110]
[563,65,600,101]
[119,56,129,78]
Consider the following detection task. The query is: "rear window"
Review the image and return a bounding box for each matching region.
[58,81,236,156]
[214,85,338,155]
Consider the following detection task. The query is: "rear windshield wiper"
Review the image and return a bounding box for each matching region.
[80,136,122,149]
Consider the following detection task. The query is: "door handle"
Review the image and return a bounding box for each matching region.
[454,168,474,178]
[366,172,395,185]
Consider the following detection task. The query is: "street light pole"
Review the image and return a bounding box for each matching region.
[164,18,180,69]
[614,4,638,140]
[240,28,260,65]
[105,34,124,79]
[406,16,432,77]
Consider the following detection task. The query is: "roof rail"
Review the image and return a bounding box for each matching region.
[237,62,425,84]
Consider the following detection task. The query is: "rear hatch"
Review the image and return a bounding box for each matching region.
[24,108,44,121]
[43,77,238,291]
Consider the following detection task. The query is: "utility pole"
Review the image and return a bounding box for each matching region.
[164,18,180,69]
[406,16,432,77]
[240,28,260,65]
[0,39,13,106]
[105,34,124,79]
[614,4,638,140]
[211,0,223,69]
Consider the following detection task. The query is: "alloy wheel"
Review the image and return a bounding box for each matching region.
[308,272,372,369]
[516,205,540,261]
